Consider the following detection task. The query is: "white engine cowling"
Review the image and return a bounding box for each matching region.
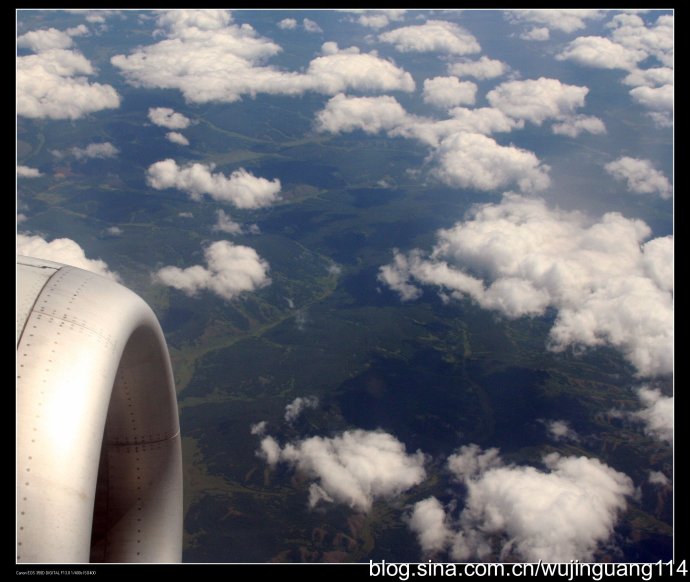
[17,256,183,563]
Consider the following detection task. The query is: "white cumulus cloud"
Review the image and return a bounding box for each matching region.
[112,11,414,104]
[423,76,477,109]
[556,14,673,125]
[17,166,42,178]
[447,444,503,482]
[278,18,297,30]
[608,13,673,68]
[155,240,271,301]
[558,36,645,70]
[148,107,191,129]
[406,497,453,554]
[633,387,673,443]
[648,471,670,487]
[255,429,426,512]
[546,420,580,443]
[212,209,243,235]
[341,9,407,29]
[17,25,120,120]
[302,18,322,33]
[629,84,673,112]
[432,132,551,193]
[104,226,123,237]
[284,396,319,423]
[520,27,550,41]
[410,446,634,562]
[379,194,673,377]
[17,233,118,280]
[447,56,508,80]
[71,142,119,160]
[552,115,606,137]
[315,94,409,135]
[506,9,604,34]
[604,157,672,199]
[166,131,190,146]
[18,27,75,52]
[623,66,673,89]
[146,159,281,209]
[379,20,481,55]
[250,420,267,436]
[487,77,590,126]
[316,94,547,193]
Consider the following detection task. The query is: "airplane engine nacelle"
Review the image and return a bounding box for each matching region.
[17,256,183,563]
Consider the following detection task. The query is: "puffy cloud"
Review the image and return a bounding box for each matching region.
[315,94,409,135]
[520,27,550,41]
[409,447,634,562]
[432,132,551,193]
[303,44,415,94]
[17,165,42,178]
[259,436,281,466]
[647,111,673,128]
[64,9,121,24]
[558,14,672,72]
[284,396,319,423]
[256,429,426,512]
[447,444,502,482]
[104,226,123,237]
[17,47,120,120]
[250,421,267,436]
[623,66,673,89]
[302,18,322,33]
[112,11,414,103]
[640,236,673,294]
[552,115,606,137]
[648,471,670,487]
[70,142,119,160]
[341,9,407,29]
[546,420,580,443]
[155,9,233,33]
[155,240,271,301]
[458,453,633,561]
[629,84,673,112]
[506,9,604,34]
[423,76,477,109]
[634,387,673,443]
[316,95,547,193]
[379,20,481,55]
[212,209,243,235]
[447,56,508,80]
[557,14,673,124]
[437,107,521,137]
[166,131,190,146]
[148,106,191,129]
[378,251,423,302]
[317,100,544,190]
[608,13,673,68]
[16,233,118,280]
[557,36,645,71]
[17,27,76,52]
[146,159,281,209]
[379,194,673,377]
[406,498,453,554]
[278,18,297,30]
[486,77,590,126]
[604,157,672,199]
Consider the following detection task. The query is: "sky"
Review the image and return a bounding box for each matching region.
[16,9,673,563]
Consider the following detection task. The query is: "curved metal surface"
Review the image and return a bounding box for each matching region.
[17,256,182,563]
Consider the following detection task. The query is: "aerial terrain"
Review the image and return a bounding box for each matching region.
[17,9,673,563]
